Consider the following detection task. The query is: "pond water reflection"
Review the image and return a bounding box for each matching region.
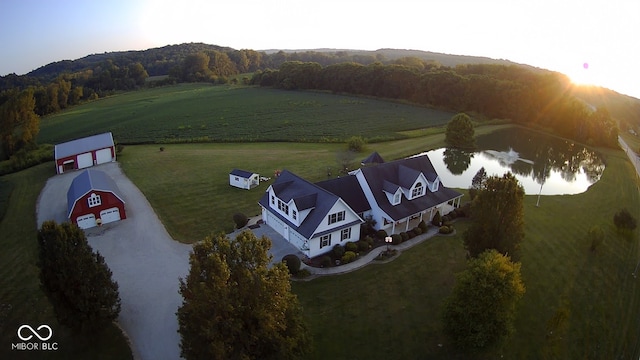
[422,128,605,195]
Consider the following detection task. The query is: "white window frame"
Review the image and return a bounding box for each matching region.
[328,211,346,225]
[412,182,424,198]
[341,227,351,241]
[320,234,331,248]
[277,200,289,215]
[88,193,102,208]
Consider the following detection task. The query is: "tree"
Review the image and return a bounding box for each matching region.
[468,167,487,200]
[442,250,525,349]
[177,231,311,360]
[445,112,475,149]
[464,172,525,259]
[347,135,365,152]
[613,208,637,231]
[37,221,120,332]
[0,88,40,157]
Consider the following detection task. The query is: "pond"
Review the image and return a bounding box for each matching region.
[421,127,605,195]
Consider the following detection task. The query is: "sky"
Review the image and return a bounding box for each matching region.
[1,0,638,99]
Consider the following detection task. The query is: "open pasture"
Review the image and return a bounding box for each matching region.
[38,84,454,145]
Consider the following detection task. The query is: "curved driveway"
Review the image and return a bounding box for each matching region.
[37,162,191,360]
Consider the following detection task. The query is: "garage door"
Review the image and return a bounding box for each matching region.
[77,152,93,169]
[100,207,121,224]
[76,214,97,229]
[95,148,113,164]
[266,212,286,238]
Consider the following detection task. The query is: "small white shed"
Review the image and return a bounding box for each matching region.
[229,169,259,190]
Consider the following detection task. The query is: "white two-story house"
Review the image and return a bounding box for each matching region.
[259,170,364,258]
[259,154,463,258]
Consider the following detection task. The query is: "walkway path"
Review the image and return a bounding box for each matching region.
[299,226,443,277]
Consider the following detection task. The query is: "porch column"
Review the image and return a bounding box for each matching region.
[405,218,410,232]
[391,221,396,234]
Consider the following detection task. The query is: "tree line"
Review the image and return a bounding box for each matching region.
[252,61,619,148]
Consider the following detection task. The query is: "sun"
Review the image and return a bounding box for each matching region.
[568,62,597,86]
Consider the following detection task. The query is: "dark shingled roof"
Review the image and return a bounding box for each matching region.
[359,155,462,221]
[259,170,347,239]
[67,169,124,218]
[361,151,385,165]
[230,169,256,178]
[55,132,114,160]
[316,176,371,214]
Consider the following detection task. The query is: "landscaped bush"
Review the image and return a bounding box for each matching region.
[442,215,451,223]
[413,227,422,235]
[418,220,429,232]
[432,211,441,226]
[364,235,374,246]
[376,229,388,239]
[439,225,454,234]
[333,244,345,258]
[282,254,301,275]
[391,234,402,245]
[400,232,409,242]
[357,240,369,252]
[341,251,357,264]
[345,241,358,252]
[232,213,249,229]
[320,255,332,268]
[407,230,416,239]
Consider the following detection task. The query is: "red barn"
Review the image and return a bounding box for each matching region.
[67,169,126,229]
[54,132,116,174]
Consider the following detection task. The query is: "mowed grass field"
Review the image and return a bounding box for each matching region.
[119,136,640,358]
[118,124,510,242]
[38,84,454,145]
[293,147,640,359]
[0,164,132,359]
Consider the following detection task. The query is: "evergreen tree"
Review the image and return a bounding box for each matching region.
[464,172,525,259]
[468,167,487,200]
[37,221,120,332]
[177,231,311,360]
[443,250,525,349]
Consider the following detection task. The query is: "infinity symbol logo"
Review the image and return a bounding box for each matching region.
[17,325,53,341]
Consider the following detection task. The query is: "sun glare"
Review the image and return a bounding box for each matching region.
[568,62,595,86]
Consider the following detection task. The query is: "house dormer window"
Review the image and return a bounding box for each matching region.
[277,199,289,215]
[292,210,297,220]
[393,192,401,205]
[412,182,424,198]
[328,211,345,225]
[88,193,101,208]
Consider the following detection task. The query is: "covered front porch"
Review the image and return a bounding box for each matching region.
[384,196,463,234]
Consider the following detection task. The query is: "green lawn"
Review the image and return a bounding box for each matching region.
[119,131,640,358]
[0,164,132,360]
[293,147,640,359]
[38,84,455,145]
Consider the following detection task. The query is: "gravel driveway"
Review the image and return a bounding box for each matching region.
[37,162,192,360]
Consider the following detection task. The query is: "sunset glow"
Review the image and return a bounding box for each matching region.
[1,0,639,99]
